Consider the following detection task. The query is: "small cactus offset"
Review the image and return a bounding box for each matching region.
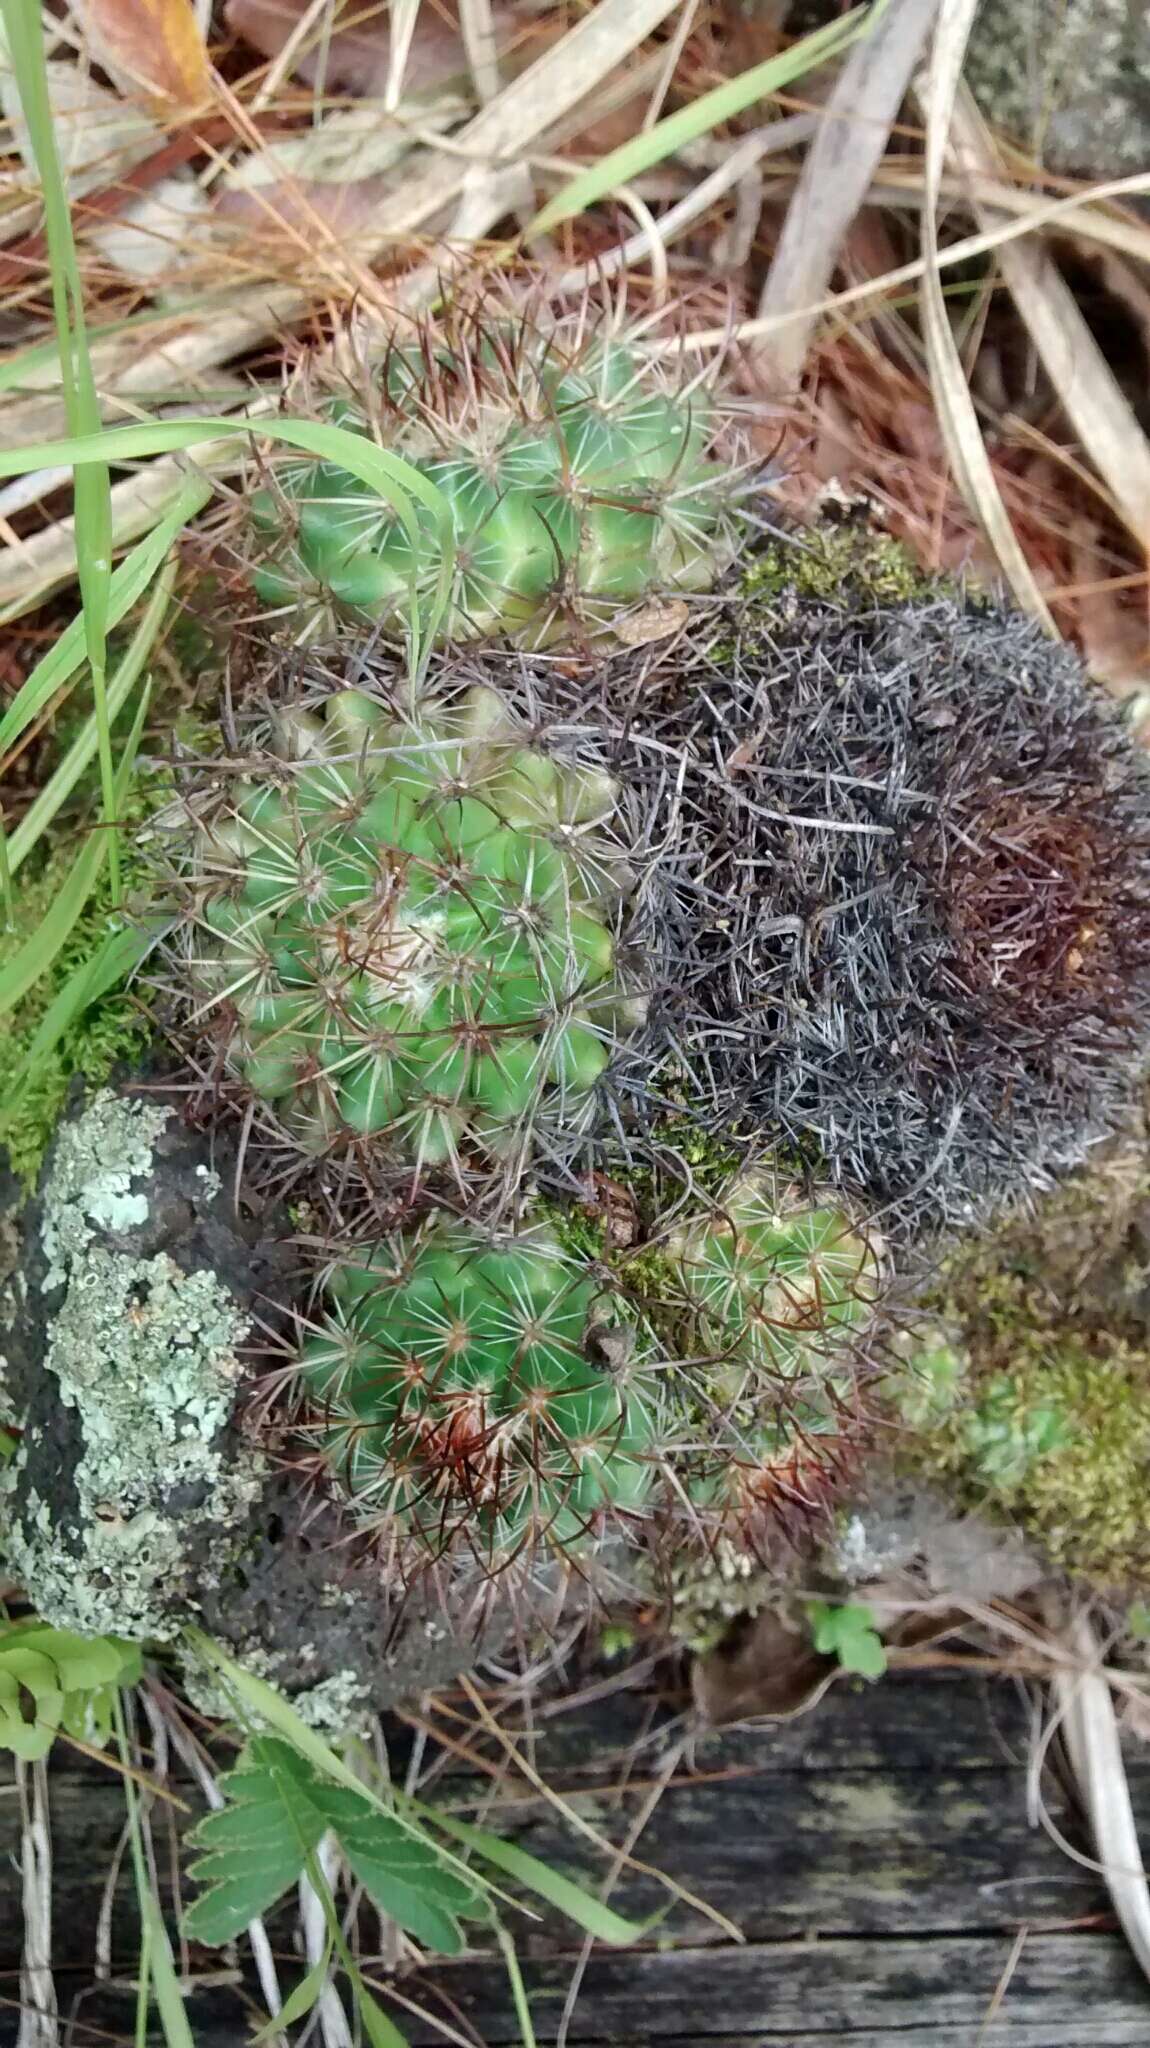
[667,1177,879,1380]
[173,681,643,1171]
[249,302,742,647]
[661,1177,880,1525]
[298,1218,657,1557]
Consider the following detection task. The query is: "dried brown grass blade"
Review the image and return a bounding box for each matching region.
[917,0,1054,628]
[947,87,1150,552]
[1055,1612,1150,1986]
[753,0,940,393]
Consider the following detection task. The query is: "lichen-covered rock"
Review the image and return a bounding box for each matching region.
[3,1090,276,1639]
[964,0,1150,180]
[2,1088,500,1727]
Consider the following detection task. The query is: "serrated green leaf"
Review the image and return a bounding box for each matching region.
[183,1738,326,1946]
[184,1728,485,1958]
[309,1782,481,1955]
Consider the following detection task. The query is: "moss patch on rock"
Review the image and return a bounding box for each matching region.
[0,854,151,1188]
[892,1133,1150,1592]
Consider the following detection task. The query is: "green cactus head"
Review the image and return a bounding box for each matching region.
[297,1217,657,1558]
[660,1176,881,1527]
[667,1176,880,1379]
[171,680,644,1174]
[248,301,743,648]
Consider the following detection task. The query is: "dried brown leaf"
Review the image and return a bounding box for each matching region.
[74,0,212,111]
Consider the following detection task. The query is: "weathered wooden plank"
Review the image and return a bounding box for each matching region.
[383,1933,1150,2043]
[0,1754,1117,1951]
[2,1674,1148,2042]
[495,1766,1112,1942]
[4,1934,1144,2046]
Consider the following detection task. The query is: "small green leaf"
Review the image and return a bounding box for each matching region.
[0,1622,140,1760]
[808,1601,888,1681]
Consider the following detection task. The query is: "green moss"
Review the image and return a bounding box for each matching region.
[0,850,152,1187]
[741,521,936,611]
[894,1154,1150,1591]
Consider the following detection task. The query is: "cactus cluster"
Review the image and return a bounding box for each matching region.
[294,1175,881,1565]
[174,681,642,1172]
[298,1218,656,1556]
[249,310,740,648]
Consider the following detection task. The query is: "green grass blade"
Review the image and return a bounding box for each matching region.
[0,684,151,1022]
[112,1696,196,2048]
[0,806,12,931]
[355,1985,410,2048]
[6,558,176,877]
[13,920,158,1094]
[424,1809,648,1946]
[250,1944,332,2042]
[139,1892,196,2048]
[495,1921,538,2048]
[0,419,455,676]
[528,4,871,235]
[0,478,209,761]
[1,0,118,895]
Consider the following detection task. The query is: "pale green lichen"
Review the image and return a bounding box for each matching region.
[182,1646,374,1737]
[665,1533,777,1654]
[39,1092,171,1288]
[5,1092,264,1639]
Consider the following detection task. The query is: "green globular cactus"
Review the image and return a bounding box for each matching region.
[662,1177,880,1522]
[298,1218,657,1556]
[249,320,741,647]
[177,683,643,1169]
[668,1177,879,1380]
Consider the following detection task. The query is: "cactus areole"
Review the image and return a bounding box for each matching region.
[173,683,644,1170]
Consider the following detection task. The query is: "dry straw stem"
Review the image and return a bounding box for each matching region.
[666,169,1150,359]
[943,87,1150,555]
[1054,1612,1150,1987]
[549,111,816,299]
[915,0,1053,630]
[753,0,940,394]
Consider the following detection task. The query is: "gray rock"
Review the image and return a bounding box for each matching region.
[964,0,1150,180]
